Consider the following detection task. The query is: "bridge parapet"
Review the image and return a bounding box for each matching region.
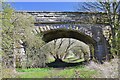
[18,11,109,24]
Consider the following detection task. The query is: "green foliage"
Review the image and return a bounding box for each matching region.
[12,12,44,48]
[2,2,45,68]
[12,13,46,68]
[2,2,15,68]
[0,12,2,55]
[2,3,14,51]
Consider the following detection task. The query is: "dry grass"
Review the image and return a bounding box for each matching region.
[86,58,119,78]
[2,68,18,78]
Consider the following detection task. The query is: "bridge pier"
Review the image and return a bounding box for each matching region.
[92,27,109,63]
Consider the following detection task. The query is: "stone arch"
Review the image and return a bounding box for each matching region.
[42,29,96,45]
[41,29,97,61]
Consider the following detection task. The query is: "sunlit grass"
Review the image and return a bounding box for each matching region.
[16,65,97,78]
[17,68,52,78]
[17,71,51,78]
[63,57,84,63]
[17,68,51,72]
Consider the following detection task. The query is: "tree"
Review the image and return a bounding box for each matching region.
[2,2,45,69]
[12,12,45,68]
[42,38,90,63]
[2,2,15,69]
[70,46,90,62]
[77,0,120,59]
[0,1,2,79]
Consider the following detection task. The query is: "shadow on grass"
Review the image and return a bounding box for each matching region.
[46,59,85,68]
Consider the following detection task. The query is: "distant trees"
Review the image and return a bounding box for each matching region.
[77,0,120,60]
[42,38,90,63]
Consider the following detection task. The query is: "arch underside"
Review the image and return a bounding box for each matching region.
[41,27,107,63]
[42,29,96,46]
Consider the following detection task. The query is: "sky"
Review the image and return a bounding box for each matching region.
[7,0,120,12]
[7,0,97,2]
[9,2,82,11]
[10,2,80,11]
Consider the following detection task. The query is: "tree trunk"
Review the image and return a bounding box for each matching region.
[55,58,63,63]
[13,48,16,72]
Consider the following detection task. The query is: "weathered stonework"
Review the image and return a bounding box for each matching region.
[18,11,111,63]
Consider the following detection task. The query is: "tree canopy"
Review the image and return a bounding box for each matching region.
[2,2,45,68]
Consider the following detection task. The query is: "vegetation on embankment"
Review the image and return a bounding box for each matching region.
[2,58,119,78]
[87,58,119,78]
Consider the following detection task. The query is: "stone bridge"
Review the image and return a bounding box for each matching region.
[20,11,111,63]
